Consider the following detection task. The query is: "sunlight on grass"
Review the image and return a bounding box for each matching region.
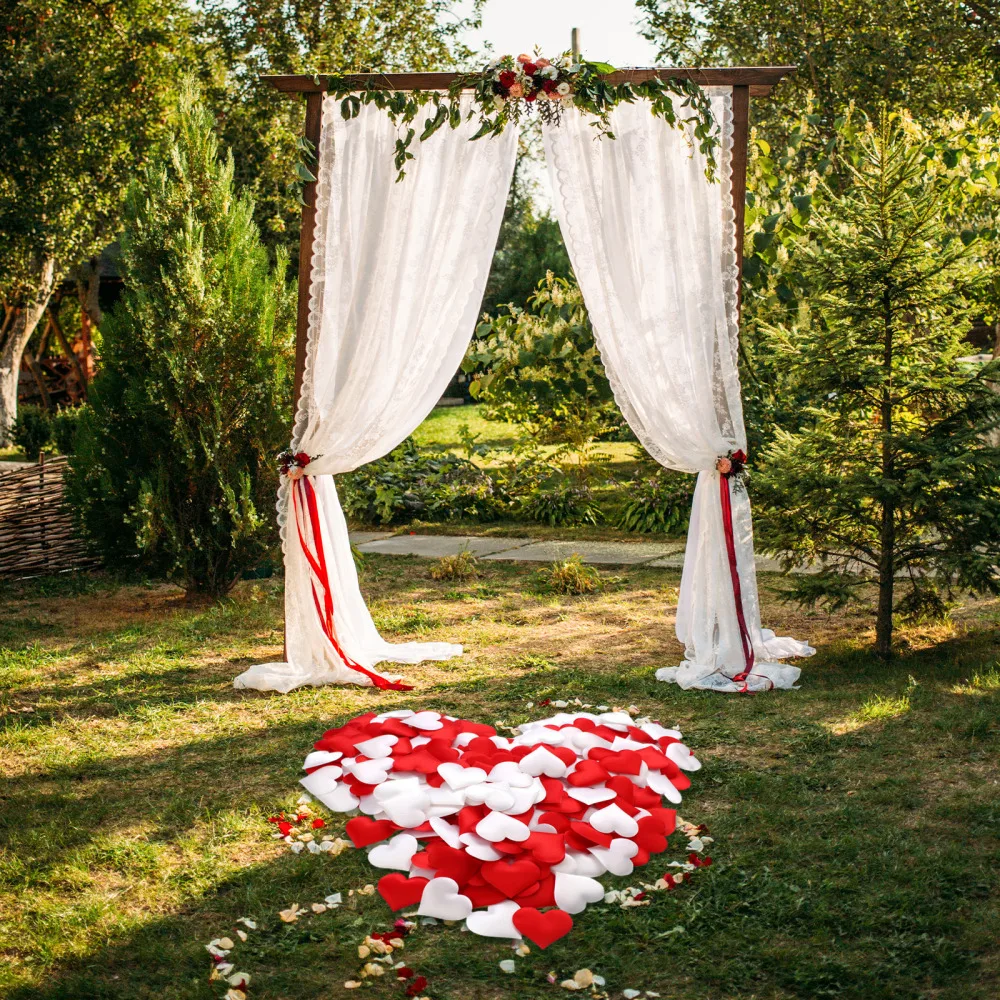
[951,664,1000,695]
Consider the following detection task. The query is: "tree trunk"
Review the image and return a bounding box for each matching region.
[1,259,58,444]
[875,291,895,660]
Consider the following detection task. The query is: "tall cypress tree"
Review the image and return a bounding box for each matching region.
[68,83,294,597]
[752,115,1000,658]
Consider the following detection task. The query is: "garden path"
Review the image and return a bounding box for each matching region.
[349,530,802,571]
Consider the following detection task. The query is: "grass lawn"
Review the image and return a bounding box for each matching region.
[1,561,999,1000]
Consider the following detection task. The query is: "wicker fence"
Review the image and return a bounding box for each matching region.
[0,456,99,578]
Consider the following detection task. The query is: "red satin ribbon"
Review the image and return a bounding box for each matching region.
[718,450,756,693]
[291,473,412,691]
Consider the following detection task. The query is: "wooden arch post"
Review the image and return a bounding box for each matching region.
[265,66,794,414]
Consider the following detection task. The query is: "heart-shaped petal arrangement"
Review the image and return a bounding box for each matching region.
[300,709,701,949]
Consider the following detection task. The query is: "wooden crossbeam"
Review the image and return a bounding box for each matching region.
[264,66,795,97]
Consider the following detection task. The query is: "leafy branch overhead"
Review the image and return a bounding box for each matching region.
[323,53,719,181]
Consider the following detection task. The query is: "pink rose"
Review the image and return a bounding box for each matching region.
[536,58,551,68]
[716,457,732,475]
[287,465,306,481]
[508,81,524,98]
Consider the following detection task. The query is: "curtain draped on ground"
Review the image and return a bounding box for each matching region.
[234,96,518,692]
[542,91,813,691]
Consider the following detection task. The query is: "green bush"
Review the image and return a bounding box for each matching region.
[51,405,86,455]
[340,440,507,526]
[10,405,52,461]
[617,470,694,535]
[464,274,625,447]
[67,84,293,597]
[520,478,602,528]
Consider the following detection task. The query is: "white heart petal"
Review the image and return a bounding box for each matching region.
[467,900,522,939]
[475,811,531,843]
[417,877,473,920]
[368,833,419,871]
[553,872,606,914]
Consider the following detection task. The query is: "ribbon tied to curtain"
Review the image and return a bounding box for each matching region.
[286,455,412,691]
[715,449,763,693]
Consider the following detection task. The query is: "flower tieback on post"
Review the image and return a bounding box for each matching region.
[278,450,312,481]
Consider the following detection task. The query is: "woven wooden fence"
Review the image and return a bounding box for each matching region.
[0,456,99,578]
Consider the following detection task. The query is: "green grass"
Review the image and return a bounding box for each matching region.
[2,562,999,999]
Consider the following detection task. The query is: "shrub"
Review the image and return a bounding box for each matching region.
[51,405,86,455]
[341,440,506,526]
[535,554,601,595]
[66,85,293,597]
[617,470,694,535]
[430,549,479,581]
[521,478,602,527]
[10,404,51,460]
[464,274,625,447]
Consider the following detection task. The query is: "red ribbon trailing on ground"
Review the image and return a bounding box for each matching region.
[717,450,756,693]
[290,468,412,691]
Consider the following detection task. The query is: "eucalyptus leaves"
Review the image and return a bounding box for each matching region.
[323,53,719,181]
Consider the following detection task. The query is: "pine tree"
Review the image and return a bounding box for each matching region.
[67,83,294,597]
[752,114,1000,658]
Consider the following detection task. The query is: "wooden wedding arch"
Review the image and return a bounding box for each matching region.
[266,67,795,413]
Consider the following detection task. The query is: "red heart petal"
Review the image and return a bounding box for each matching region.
[524,831,566,865]
[512,907,574,949]
[377,873,428,910]
[425,842,482,885]
[482,858,542,897]
[345,817,398,848]
[514,872,557,908]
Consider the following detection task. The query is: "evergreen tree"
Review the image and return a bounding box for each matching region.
[752,114,1000,658]
[67,84,294,597]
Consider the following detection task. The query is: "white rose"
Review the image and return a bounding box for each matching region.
[542,65,558,79]
[493,95,505,110]
[556,82,571,96]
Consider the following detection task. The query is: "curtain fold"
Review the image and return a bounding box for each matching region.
[543,91,813,692]
[235,96,519,693]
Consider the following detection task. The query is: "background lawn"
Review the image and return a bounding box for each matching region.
[1,561,999,1000]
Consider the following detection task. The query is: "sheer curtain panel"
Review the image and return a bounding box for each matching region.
[235,96,519,693]
[543,91,813,691]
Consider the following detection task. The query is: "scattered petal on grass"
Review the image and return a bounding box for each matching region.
[499,959,516,973]
[573,969,594,988]
[325,892,343,906]
[236,918,256,929]
[515,942,530,957]
[623,991,641,999]
[344,981,362,989]
[235,929,248,942]
[279,904,302,923]
[311,903,327,913]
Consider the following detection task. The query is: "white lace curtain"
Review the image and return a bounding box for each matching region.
[235,87,812,696]
[234,96,518,693]
[542,91,812,691]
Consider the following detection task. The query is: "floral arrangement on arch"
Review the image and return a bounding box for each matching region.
[323,52,719,181]
[484,52,578,123]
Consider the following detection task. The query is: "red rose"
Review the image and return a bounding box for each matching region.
[311,817,325,829]
[524,90,537,102]
[499,70,515,88]
[521,60,538,75]
[406,976,428,996]
[542,79,557,94]
[396,966,415,979]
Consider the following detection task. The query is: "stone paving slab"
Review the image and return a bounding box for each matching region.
[482,539,683,565]
[355,534,534,558]
[348,531,395,546]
